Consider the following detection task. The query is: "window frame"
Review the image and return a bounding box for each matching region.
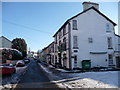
[73,35,78,49]
[88,37,93,43]
[63,26,66,36]
[108,54,113,65]
[72,20,78,30]
[106,23,111,32]
[107,37,113,49]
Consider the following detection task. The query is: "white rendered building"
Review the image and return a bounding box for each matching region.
[53,2,120,70]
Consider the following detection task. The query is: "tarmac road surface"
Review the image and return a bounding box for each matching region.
[14,59,59,89]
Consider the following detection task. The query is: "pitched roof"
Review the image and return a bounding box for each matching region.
[0,36,11,42]
[53,7,117,37]
[115,34,120,37]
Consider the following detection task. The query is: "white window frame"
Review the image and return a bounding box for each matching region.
[108,54,113,65]
[72,20,77,30]
[73,36,78,48]
[107,37,112,49]
[88,37,93,43]
[106,23,111,32]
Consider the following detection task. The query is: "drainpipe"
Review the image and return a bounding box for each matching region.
[68,22,72,70]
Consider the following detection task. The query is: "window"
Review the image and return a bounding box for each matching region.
[73,36,78,48]
[107,37,112,49]
[63,26,66,36]
[108,54,113,65]
[106,23,110,32]
[74,55,77,62]
[58,41,61,52]
[74,50,78,52]
[68,23,71,31]
[72,20,77,30]
[63,37,66,50]
[55,36,57,44]
[88,38,93,43]
[59,41,61,46]
[59,31,62,39]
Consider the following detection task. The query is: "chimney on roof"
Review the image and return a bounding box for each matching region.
[82,1,99,11]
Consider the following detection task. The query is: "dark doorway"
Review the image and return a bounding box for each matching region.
[116,56,120,68]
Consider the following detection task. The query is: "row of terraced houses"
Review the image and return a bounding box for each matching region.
[39,2,120,70]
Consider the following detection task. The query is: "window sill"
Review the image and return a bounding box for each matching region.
[73,47,79,49]
[72,28,78,30]
[106,31,111,32]
[108,64,115,66]
[108,48,113,49]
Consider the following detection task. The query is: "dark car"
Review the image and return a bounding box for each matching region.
[23,59,30,64]
[36,60,41,63]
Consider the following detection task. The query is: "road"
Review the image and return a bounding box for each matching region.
[14,60,59,89]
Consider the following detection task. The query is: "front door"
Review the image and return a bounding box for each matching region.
[116,57,120,68]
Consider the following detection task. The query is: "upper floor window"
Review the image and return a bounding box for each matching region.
[73,36,78,49]
[59,40,61,46]
[68,23,71,31]
[72,20,77,30]
[106,23,110,32]
[55,36,57,44]
[63,37,66,44]
[63,37,66,50]
[63,26,66,36]
[88,37,93,43]
[59,31,62,39]
[107,37,112,49]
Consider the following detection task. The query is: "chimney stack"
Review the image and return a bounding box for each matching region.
[82,1,99,11]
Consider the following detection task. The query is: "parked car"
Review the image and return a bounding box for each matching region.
[36,60,41,63]
[0,63,16,75]
[16,60,25,67]
[23,59,30,64]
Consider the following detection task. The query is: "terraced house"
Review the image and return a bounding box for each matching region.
[41,2,120,70]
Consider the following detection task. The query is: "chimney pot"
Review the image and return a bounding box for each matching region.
[82,1,99,11]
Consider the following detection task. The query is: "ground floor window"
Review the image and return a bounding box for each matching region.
[116,56,120,68]
[74,55,77,68]
[63,53,67,67]
[108,54,113,65]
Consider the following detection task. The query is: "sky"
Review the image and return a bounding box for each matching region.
[2,1,118,52]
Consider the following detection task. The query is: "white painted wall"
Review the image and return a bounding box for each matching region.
[70,9,116,68]
[115,35,120,51]
[0,37,11,48]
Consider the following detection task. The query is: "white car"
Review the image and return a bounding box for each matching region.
[16,60,25,67]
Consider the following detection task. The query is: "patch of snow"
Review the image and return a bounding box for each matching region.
[48,65,55,68]
[1,65,28,89]
[56,69,70,73]
[40,63,119,88]
[69,71,119,88]
[39,64,52,74]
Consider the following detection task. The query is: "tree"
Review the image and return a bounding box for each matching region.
[12,38,27,59]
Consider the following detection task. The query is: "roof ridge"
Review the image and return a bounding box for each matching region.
[53,6,117,37]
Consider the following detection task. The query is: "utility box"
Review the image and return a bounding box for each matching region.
[81,60,91,70]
